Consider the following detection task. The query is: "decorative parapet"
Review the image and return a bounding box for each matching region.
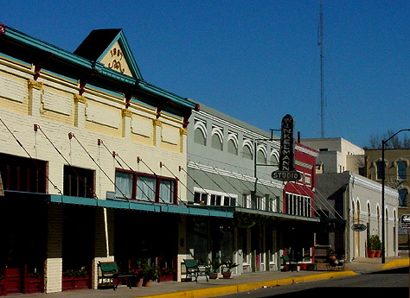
[28,79,43,90]
[74,94,86,104]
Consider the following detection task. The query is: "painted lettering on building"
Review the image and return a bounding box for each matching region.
[107,47,125,74]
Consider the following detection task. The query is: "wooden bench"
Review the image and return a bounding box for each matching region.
[98,262,135,290]
[183,259,210,282]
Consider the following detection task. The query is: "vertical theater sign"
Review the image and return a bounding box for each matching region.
[272,114,301,181]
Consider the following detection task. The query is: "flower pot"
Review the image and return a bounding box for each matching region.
[374,250,381,258]
[222,271,232,279]
[136,277,144,287]
[209,272,218,279]
[142,279,153,287]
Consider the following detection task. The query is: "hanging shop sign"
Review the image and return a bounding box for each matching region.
[272,114,301,181]
[351,223,367,232]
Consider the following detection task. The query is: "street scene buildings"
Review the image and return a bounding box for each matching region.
[0,25,401,295]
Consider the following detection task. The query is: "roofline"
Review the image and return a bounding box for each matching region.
[2,24,92,68]
[0,24,196,110]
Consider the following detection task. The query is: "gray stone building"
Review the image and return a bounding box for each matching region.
[186,104,320,274]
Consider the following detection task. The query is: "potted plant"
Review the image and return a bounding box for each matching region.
[142,263,158,287]
[373,235,382,257]
[368,235,382,258]
[209,257,222,279]
[222,260,238,279]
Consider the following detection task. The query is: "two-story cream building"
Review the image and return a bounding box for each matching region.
[0,25,232,295]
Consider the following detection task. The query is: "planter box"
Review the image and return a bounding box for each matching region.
[24,276,44,294]
[159,272,175,282]
[62,277,90,291]
[4,267,21,294]
[0,280,5,296]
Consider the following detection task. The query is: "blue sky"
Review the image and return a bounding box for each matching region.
[1,0,409,147]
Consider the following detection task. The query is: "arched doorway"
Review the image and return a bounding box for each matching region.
[385,208,389,256]
[355,200,361,257]
[367,202,371,251]
[393,210,397,255]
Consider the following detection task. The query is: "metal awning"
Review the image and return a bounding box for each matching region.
[232,207,320,222]
[47,194,233,218]
[2,190,234,218]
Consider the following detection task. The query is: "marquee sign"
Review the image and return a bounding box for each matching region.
[272,114,301,181]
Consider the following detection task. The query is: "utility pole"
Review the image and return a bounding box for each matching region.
[318,0,325,138]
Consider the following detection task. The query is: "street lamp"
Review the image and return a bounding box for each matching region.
[381,128,410,264]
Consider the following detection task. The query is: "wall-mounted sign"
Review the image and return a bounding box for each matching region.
[351,223,367,232]
[271,114,301,181]
[400,214,410,229]
[272,171,300,181]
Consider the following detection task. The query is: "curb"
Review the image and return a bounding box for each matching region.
[381,258,409,270]
[141,271,358,298]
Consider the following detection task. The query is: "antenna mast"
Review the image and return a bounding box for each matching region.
[319,0,325,138]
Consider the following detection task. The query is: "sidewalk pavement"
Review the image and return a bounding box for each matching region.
[6,256,409,298]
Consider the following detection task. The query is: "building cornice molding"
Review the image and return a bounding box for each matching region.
[188,160,284,190]
[28,79,43,90]
[74,94,86,104]
[194,110,280,149]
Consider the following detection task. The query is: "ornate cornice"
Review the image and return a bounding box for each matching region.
[28,79,43,90]
[180,127,187,136]
[153,119,162,127]
[74,94,86,104]
[122,108,132,118]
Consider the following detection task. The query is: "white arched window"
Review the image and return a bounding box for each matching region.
[211,126,223,151]
[227,133,238,155]
[242,139,253,160]
[194,120,207,146]
[256,146,267,164]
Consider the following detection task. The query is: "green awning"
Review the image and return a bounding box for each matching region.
[47,194,233,218]
[233,207,320,222]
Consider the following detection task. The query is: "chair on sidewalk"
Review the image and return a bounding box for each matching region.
[280,255,298,272]
[98,261,135,290]
[183,259,210,282]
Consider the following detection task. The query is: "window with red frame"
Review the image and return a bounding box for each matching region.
[115,169,176,203]
[0,153,46,193]
[63,165,95,198]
